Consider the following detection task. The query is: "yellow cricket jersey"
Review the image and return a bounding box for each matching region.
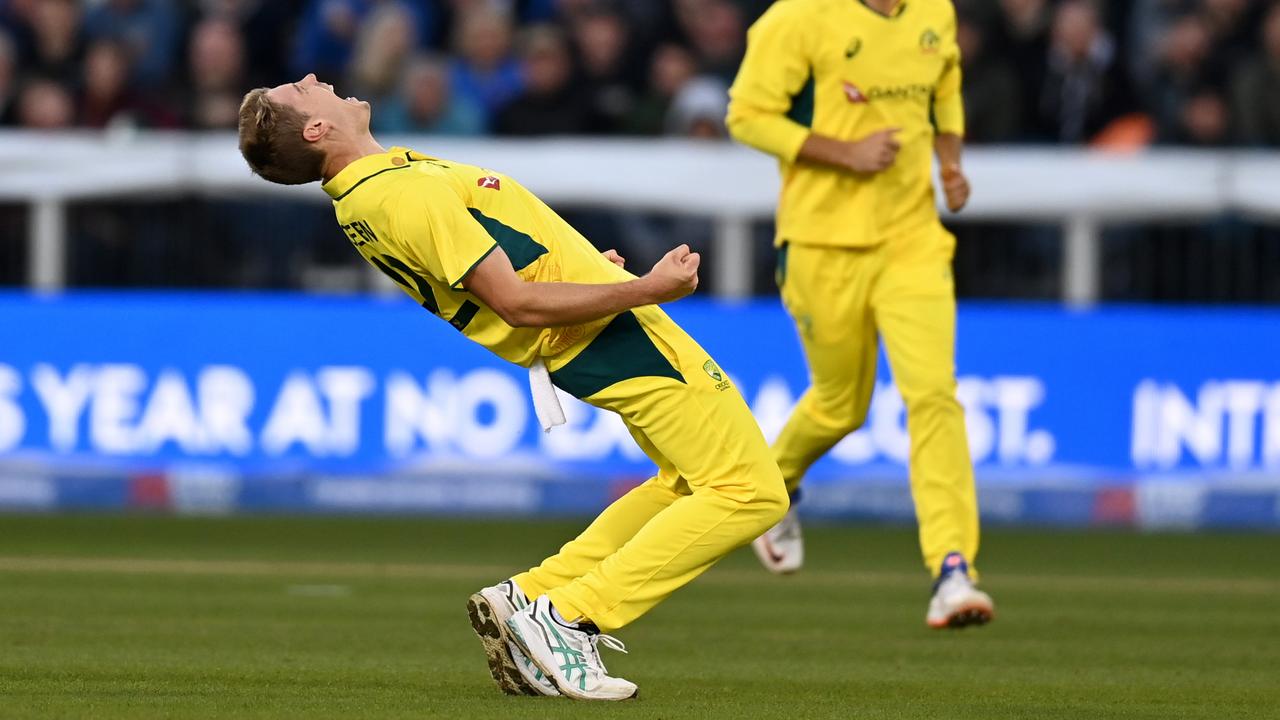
[727,0,964,246]
[323,146,631,366]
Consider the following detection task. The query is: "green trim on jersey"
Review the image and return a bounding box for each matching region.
[449,242,499,289]
[449,301,482,331]
[786,73,816,128]
[331,165,411,201]
[467,209,549,271]
[550,311,685,399]
[775,242,790,289]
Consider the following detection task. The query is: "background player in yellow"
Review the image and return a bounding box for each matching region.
[727,0,994,629]
[237,73,788,701]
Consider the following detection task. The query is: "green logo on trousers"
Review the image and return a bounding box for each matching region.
[703,360,724,382]
[703,360,731,391]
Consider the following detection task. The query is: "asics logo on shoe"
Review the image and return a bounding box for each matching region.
[542,612,590,691]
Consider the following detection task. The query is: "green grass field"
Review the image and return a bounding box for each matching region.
[1,515,1277,719]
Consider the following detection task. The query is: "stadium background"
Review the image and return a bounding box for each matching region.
[2,0,1279,528]
[1,2,1279,718]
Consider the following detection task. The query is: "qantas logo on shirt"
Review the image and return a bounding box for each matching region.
[477,175,501,190]
[842,81,868,104]
[844,80,933,105]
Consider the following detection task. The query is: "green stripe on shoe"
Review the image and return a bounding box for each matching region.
[542,612,589,690]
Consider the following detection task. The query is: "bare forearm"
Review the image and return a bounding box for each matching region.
[934,133,971,212]
[463,243,700,329]
[796,132,852,170]
[506,278,656,328]
[798,128,901,174]
[934,133,963,168]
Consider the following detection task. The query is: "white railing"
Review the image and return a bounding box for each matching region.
[3,131,1278,304]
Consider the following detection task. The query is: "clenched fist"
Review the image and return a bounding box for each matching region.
[846,127,901,173]
[940,163,970,212]
[602,249,626,268]
[643,244,700,304]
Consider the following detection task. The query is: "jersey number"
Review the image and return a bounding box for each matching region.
[369,254,480,332]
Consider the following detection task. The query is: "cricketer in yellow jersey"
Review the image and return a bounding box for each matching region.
[727,0,994,629]
[237,74,788,701]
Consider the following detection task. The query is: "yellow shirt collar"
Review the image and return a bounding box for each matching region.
[321,146,414,200]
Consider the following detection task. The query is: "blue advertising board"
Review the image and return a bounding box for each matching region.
[1,292,1278,528]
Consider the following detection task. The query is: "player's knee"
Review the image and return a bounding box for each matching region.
[803,392,868,436]
[903,386,964,418]
[743,462,789,526]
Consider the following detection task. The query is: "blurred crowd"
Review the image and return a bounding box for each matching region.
[0,0,1278,146]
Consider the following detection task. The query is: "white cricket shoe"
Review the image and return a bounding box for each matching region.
[752,506,803,574]
[466,580,560,696]
[926,553,995,629]
[504,595,638,701]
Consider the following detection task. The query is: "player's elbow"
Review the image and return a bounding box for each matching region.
[724,107,756,145]
[487,288,543,328]
[503,308,542,329]
[489,297,535,328]
[725,108,797,160]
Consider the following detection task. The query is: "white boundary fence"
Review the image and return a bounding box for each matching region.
[2,131,1278,304]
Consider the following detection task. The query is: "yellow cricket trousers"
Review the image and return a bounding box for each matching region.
[514,305,789,632]
[772,224,979,577]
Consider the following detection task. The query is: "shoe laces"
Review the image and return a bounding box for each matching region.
[586,632,627,674]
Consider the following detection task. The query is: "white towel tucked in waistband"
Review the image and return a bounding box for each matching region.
[528,358,566,432]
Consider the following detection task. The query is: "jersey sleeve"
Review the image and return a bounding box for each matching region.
[932,4,965,137]
[726,1,813,162]
[390,179,498,289]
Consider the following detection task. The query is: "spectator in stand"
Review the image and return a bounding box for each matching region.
[0,30,16,125]
[449,6,523,123]
[1128,0,1181,95]
[82,0,178,87]
[197,0,299,84]
[572,6,640,134]
[372,53,485,135]
[18,0,82,85]
[1200,0,1256,70]
[346,2,417,103]
[665,74,726,138]
[625,43,696,136]
[79,38,177,129]
[185,17,252,130]
[0,0,1273,147]
[1231,2,1280,146]
[550,0,597,27]
[1149,12,1222,143]
[495,24,591,135]
[1035,0,1128,143]
[15,75,73,128]
[292,0,435,82]
[995,0,1051,140]
[1168,86,1230,145]
[678,0,744,83]
[958,15,1022,143]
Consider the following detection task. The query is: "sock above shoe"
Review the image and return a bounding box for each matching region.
[932,552,971,593]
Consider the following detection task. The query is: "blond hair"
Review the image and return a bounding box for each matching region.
[237,88,326,185]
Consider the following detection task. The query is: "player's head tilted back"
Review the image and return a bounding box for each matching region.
[237,73,373,185]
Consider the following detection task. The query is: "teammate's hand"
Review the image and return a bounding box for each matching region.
[940,163,970,212]
[602,249,626,268]
[846,128,901,173]
[643,244,700,303]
